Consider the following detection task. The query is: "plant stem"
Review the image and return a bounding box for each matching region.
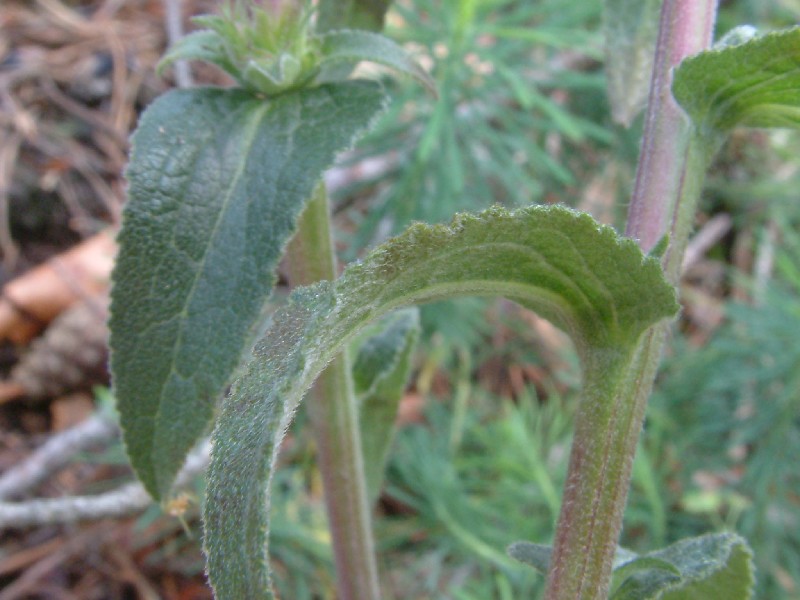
[544,331,666,600]
[625,0,717,254]
[545,1,717,598]
[286,184,381,600]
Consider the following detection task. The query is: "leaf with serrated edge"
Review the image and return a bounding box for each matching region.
[352,308,420,504]
[110,81,386,500]
[673,27,800,135]
[204,205,678,599]
[603,0,662,126]
[610,533,754,599]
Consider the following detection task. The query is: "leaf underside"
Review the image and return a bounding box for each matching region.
[204,205,678,599]
[673,27,800,135]
[611,533,755,600]
[110,81,386,499]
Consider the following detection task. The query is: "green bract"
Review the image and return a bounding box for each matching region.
[158,1,434,96]
[203,205,679,599]
[159,1,322,95]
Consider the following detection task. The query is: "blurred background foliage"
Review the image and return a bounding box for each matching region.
[334,0,608,252]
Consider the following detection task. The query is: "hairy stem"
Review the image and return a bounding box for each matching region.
[625,0,717,253]
[544,331,666,600]
[545,1,717,598]
[286,184,381,600]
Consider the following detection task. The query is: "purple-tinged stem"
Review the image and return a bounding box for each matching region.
[545,2,718,599]
[286,185,381,600]
[625,0,717,253]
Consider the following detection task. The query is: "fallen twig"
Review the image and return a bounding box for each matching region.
[0,413,118,500]
[681,213,733,274]
[0,439,211,529]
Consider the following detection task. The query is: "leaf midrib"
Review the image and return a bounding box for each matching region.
[152,97,271,493]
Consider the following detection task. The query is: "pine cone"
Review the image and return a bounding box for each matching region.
[11,295,109,400]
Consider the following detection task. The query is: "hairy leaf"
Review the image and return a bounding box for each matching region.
[509,534,752,600]
[673,27,800,138]
[110,82,385,499]
[507,541,552,574]
[352,308,420,504]
[508,542,642,576]
[610,533,755,599]
[609,556,681,597]
[603,0,662,126]
[204,205,678,598]
[318,30,437,95]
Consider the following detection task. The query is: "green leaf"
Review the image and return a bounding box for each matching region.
[316,0,392,33]
[508,542,646,577]
[609,556,681,597]
[648,234,670,260]
[603,0,662,126]
[157,30,238,77]
[507,541,552,574]
[352,308,420,504]
[609,533,754,600]
[110,81,386,500]
[673,27,800,138]
[204,205,678,599]
[318,30,437,96]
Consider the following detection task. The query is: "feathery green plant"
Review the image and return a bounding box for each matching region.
[651,270,800,596]
[342,0,609,252]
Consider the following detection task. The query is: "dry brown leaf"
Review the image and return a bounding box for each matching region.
[0,230,116,344]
